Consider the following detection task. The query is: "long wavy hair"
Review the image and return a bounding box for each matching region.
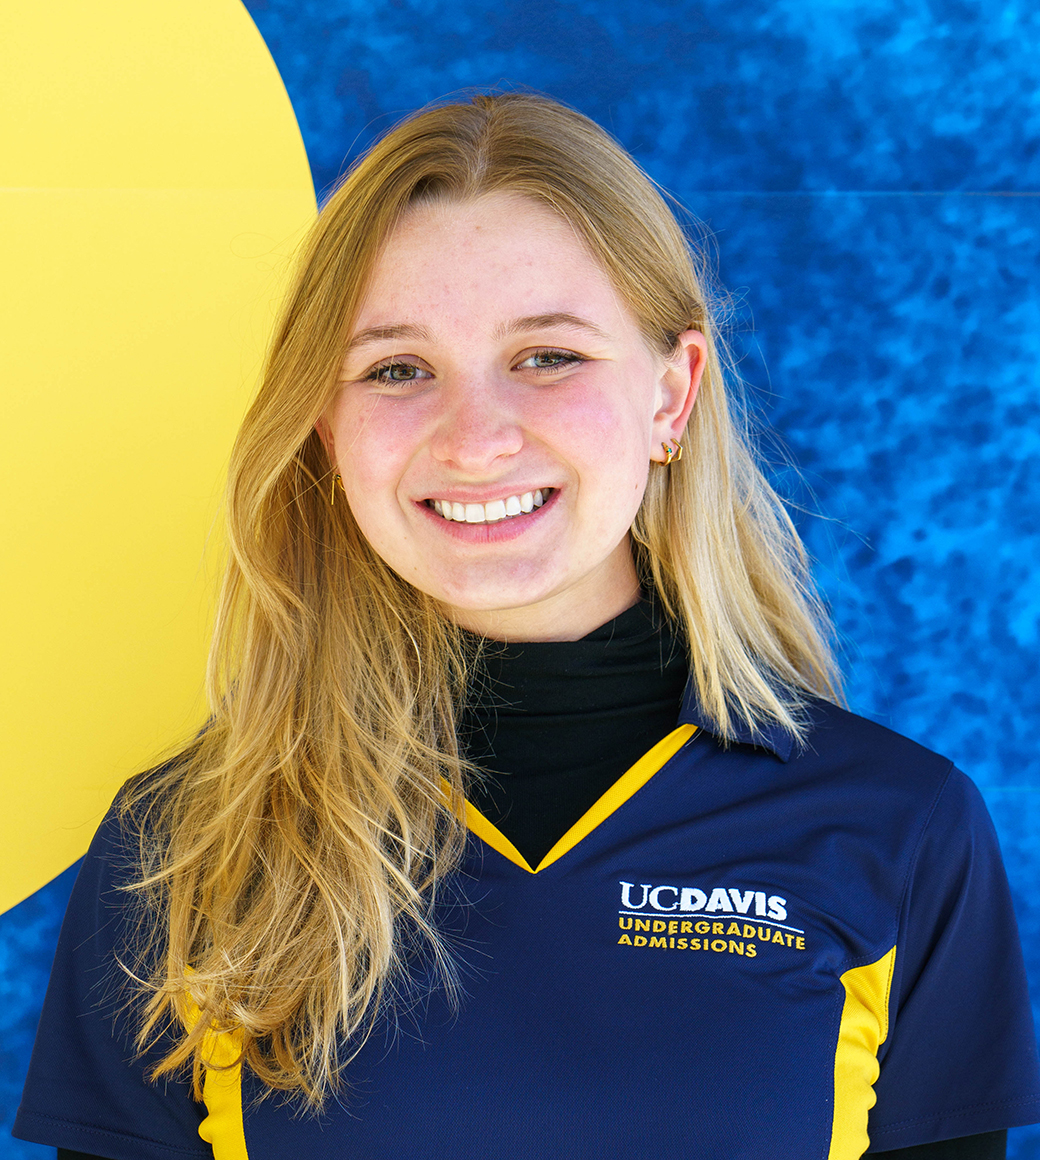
[126,93,841,1107]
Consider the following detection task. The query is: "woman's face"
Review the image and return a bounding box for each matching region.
[323,192,705,641]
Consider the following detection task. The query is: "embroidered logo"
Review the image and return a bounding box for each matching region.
[616,880,807,956]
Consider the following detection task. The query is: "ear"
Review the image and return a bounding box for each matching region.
[650,329,707,462]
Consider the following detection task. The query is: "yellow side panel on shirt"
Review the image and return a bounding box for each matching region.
[0,0,315,914]
[829,945,897,1160]
[184,996,249,1160]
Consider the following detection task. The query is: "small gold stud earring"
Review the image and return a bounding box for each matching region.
[330,473,342,504]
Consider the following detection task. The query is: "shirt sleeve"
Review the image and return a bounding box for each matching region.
[13,799,211,1160]
[866,768,1040,1150]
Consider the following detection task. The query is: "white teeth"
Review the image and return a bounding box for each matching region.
[429,489,553,524]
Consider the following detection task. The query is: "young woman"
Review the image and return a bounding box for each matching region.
[16,94,1040,1160]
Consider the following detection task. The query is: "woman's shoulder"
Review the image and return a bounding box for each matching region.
[76,750,196,907]
[688,694,982,850]
[686,690,956,789]
[15,758,210,1157]
[783,699,992,854]
[793,697,957,784]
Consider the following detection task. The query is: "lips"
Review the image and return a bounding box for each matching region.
[427,488,553,524]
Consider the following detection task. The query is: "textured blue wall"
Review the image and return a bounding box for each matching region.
[3,1,1038,1155]
[1,869,76,1158]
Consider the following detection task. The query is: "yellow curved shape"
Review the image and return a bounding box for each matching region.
[829,945,897,1159]
[200,1040,249,1160]
[183,995,249,1160]
[0,0,316,912]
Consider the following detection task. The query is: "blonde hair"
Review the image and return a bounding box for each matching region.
[126,93,840,1106]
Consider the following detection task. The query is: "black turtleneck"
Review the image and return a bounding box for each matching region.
[459,599,689,867]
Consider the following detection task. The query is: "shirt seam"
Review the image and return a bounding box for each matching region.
[872,759,954,987]
[896,758,956,928]
[15,1108,209,1156]
[870,1093,1040,1133]
[832,759,955,980]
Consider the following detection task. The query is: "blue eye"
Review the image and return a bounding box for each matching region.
[517,349,585,373]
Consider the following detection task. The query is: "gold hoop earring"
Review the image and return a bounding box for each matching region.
[330,473,342,505]
[660,439,683,466]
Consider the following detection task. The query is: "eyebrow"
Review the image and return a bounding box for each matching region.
[344,313,614,355]
[494,313,614,342]
[343,323,434,353]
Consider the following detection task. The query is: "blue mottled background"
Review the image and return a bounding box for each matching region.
[4,1,1038,1155]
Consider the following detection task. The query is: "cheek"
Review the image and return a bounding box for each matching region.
[330,397,419,498]
[548,385,654,478]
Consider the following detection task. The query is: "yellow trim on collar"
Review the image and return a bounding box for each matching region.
[466,724,698,873]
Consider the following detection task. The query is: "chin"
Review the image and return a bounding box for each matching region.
[434,578,564,623]
[440,587,558,618]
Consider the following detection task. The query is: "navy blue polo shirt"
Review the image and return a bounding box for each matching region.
[15,698,1040,1158]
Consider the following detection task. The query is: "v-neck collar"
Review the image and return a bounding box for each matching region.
[464,724,697,873]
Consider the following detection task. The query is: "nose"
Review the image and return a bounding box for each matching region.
[428,377,523,473]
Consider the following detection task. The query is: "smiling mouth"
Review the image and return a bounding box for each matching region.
[427,489,554,524]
